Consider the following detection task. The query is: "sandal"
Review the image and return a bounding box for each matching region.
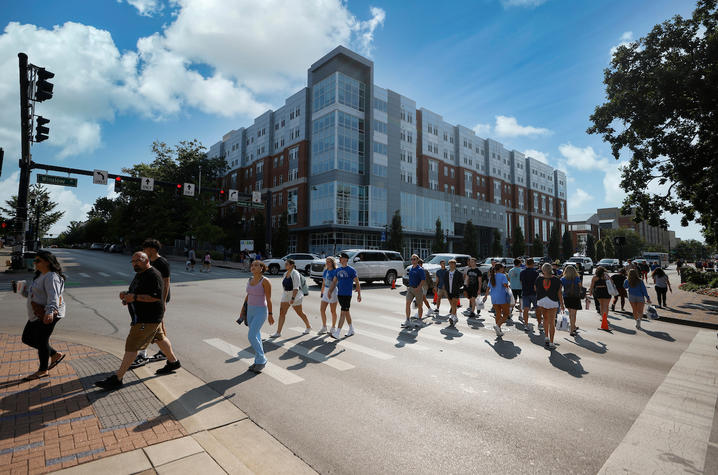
[48,353,65,370]
[22,372,49,381]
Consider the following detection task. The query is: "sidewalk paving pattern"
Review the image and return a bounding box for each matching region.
[0,333,187,474]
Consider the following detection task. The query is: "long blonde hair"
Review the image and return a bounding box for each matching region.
[563,265,578,281]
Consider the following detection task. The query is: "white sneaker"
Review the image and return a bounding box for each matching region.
[462,309,472,316]
[346,327,355,337]
[544,337,550,344]
[449,314,458,325]
[318,326,328,335]
[401,320,412,328]
[331,330,341,339]
[269,332,281,338]
[330,327,336,335]
[538,323,544,331]
[302,327,311,335]
[549,342,556,349]
[493,324,504,337]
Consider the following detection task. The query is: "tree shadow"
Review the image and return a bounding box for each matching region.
[549,351,588,378]
[485,339,521,359]
[567,334,608,354]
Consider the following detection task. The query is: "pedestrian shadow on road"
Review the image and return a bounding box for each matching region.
[639,327,675,342]
[465,316,486,330]
[565,334,607,354]
[679,300,718,316]
[609,323,637,335]
[394,328,420,348]
[658,452,703,474]
[439,326,466,340]
[271,336,348,371]
[549,351,588,378]
[484,339,521,359]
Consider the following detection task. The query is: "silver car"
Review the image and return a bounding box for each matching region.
[401,253,471,287]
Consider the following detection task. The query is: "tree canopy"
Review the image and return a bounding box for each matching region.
[511,226,526,258]
[387,210,403,253]
[588,0,718,245]
[1,185,63,240]
[561,230,573,260]
[547,225,560,260]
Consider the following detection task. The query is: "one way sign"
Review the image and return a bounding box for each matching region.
[140,177,154,191]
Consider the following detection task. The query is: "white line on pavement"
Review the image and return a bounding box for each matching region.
[98,272,111,277]
[289,327,394,360]
[344,328,431,351]
[115,271,127,276]
[599,329,718,474]
[79,272,91,278]
[262,333,355,371]
[203,338,304,385]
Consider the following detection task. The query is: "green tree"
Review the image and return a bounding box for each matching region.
[603,237,615,258]
[463,220,478,256]
[387,210,404,254]
[561,229,573,260]
[491,228,502,256]
[547,225,560,260]
[673,239,710,261]
[596,240,605,261]
[511,225,526,258]
[252,212,266,254]
[1,185,64,242]
[532,234,544,257]
[272,211,289,257]
[588,0,718,245]
[432,218,446,253]
[602,228,645,260]
[585,234,596,261]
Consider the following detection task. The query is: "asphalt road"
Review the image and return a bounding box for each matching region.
[1,249,715,474]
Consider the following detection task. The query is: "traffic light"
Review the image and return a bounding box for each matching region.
[114,176,122,192]
[34,68,54,102]
[35,116,50,142]
[176,183,182,196]
[1,221,7,230]
[219,189,226,201]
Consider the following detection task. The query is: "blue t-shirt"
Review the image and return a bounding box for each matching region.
[488,273,509,304]
[335,265,357,296]
[560,276,581,297]
[624,279,649,299]
[520,268,540,296]
[408,265,425,288]
[508,266,523,289]
[323,269,337,288]
[435,268,448,289]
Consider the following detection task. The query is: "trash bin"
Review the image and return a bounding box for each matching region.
[23,251,36,271]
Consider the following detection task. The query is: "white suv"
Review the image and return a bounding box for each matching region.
[565,256,594,274]
[310,249,405,286]
[264,253,319,275]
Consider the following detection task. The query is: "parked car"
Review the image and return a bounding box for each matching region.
[561,260,584,275]
[109,244,124,253]
[89,242,105,251]
[401,253,471,287]
[478,257,515,275]
[596,258,620,271]
[264,253,320,275]
[311,249,405,286]
[565,256,594,274]
[103,243,112,252]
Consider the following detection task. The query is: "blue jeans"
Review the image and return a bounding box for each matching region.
[247,305,267,364]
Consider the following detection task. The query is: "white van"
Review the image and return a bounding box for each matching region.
[310,249,405,286]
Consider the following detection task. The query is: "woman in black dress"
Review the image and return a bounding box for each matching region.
[588,266,611,320]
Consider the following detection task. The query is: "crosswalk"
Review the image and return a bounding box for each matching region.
[61,266,245,285]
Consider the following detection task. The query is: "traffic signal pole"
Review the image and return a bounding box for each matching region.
[13,53,32,269]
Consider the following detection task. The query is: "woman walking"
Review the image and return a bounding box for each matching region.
[201,252,212,272]
[20,250,66,380]
[625,268,652,329]
[239,261,274,373]
[560,265,583,337]
[611,268,627,312]
[535,263,565,349]
[270,259,311,338]
[588,266,611,323]
[651,267,672,308]
[482,263,511,337]
[319,257,338,335]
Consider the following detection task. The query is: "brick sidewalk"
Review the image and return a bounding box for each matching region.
[0,333,187,474]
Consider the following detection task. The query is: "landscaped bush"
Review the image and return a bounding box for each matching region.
[685,269,714,286]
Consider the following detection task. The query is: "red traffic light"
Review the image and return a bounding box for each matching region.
[176,184,182,189]
[220,189,225,194]
[115,176,121,182]
[1,222,6,229]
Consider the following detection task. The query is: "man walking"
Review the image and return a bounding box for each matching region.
[444,259,464,326]
[187,248,197,272]
[519,258,540,331]
[131,239,171,368]
[434,260,449,316]
[328,252,361,339]
[95,252,180,390]
[463,258,482,319]
[403,254,425,328]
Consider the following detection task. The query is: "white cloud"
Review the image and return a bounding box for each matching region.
[501,0,548,7]
[472,123,491,137]
[558,143,612,171]
[120,0,164,16]
[523,149,549,164]
[0,172,20,213]
[610,31,634,57]
[494,115,551,138]
[571,188,593,209]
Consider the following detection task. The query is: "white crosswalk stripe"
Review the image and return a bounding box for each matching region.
[79,272,91,278]
[262,333,355,371]
[204,338,304,385]
[98,272,111,277]
[289,328,393,360]
[343,327,431,351]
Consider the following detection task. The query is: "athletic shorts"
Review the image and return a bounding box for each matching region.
[405,287,423,303]
[465,286,479,299]
[125,323,164,352]
[628,294,646,303]
[512,289,523,300]
[422,286,428,296]
[337,295,352,311]
[321,289,338,304]
[281,290,303,306]
[537,296,559,309]
[522,294,537,309]
[436,288,449,299]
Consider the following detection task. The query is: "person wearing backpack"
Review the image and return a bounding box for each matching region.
[560,265,583,337]
[328,252,362,339]
[269,259,311,338]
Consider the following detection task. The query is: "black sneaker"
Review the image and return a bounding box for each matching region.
[129,355,149,369]
[248,363,265,373]
[95,375,123,390]
[155,360,181,375]
[151,351,167,362]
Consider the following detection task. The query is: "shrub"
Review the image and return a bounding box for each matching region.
[686,269,712,285]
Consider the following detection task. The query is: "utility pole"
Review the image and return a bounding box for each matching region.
[13,53,32,269]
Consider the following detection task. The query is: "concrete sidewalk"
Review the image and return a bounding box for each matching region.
[0,332,315,474]
[642,270,718,329]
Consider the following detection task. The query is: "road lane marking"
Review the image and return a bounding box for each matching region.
[79,273,91,278]
[115,271,127,276]
[261,334,354,371]
[339,327,430,351]
[98,272,110,277]
[361,319,458,345]
[289,328,393,360]
[599,330,718,474]
[203,338,303,385]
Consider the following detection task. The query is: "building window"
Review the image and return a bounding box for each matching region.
[312,74,336,112]
[287,189,298,225]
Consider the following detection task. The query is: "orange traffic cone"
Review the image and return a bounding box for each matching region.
[599,312,611,331]
[457,297,462,307]
[391,278,396,290]
[433,292,438,304]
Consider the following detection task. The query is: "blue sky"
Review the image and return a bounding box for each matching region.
[0,0,703,241]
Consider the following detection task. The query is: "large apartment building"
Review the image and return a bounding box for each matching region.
[209,46,568,258]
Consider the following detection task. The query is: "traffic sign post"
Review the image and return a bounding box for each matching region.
[140,177,154,191]
[228,189,239,202]
[37,174,77,187]
[252,191,261,203]
[183,183,195,197]
[93,169,108,185]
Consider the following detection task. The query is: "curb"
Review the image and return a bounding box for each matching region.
[656,316,718,331]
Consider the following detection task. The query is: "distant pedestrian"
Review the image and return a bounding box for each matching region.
[201,252,212,272]
[560,265,583,336]
[651,267,672,308]
[434,260,449,316]
[463,258,483,319]
[421,261,436,316]
[519,258,540,331]
[639,261,649,281]
[238,260,274,373]
[443,259,464,326]
[536,262,565,349]
[319,257,339,335]
[19,250,66,381]
[403,254,425,328]
[96,252,180,390]
[270,259,311,338]
[482,263,510,337]
[675,259,683,277]
[588,266,612,322]
[187,248,197,272]
[552,260,563,277]
[328,252,361,338]
[625,268,651,329]
[611,268,628,312]
[508,258,523,312]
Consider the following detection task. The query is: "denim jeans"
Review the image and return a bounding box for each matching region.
[247,305,268,365]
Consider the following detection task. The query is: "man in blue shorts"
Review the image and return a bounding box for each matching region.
[519,258,540,331]
[403,254,425,328]
[328,252,361,339]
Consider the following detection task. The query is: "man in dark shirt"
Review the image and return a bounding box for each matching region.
[131,239,172,368]
[519,258,540,331]
[463,258,483,318]
[95,252,181,390]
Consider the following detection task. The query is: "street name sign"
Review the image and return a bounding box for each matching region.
[183,183,195,196]
[140,177,154,191]
[37,174,77,187]
[93,169,108,185]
